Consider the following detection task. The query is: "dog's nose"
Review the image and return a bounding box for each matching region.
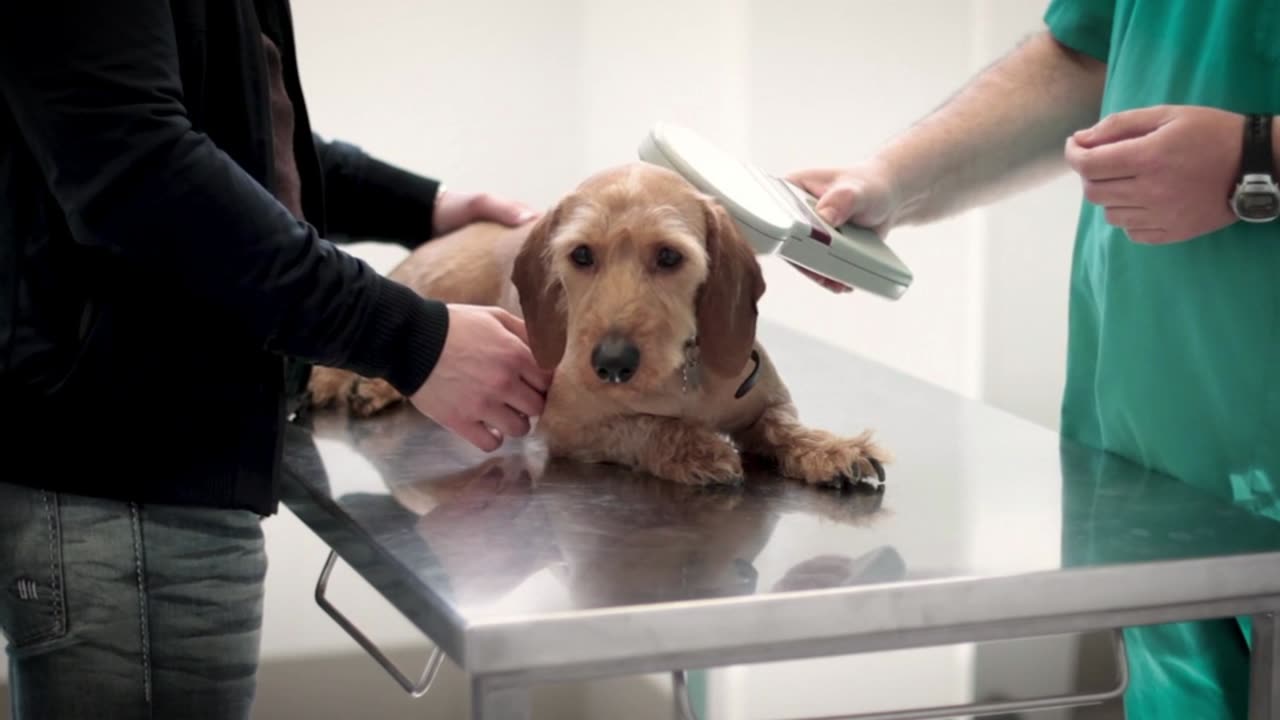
[591,336,641,384]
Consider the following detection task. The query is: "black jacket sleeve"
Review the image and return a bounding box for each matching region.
[313,135,442,248]
[0,1,447,396]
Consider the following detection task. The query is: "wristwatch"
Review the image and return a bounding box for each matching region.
[1230,114,1280,223]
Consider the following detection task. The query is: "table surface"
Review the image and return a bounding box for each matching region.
[281,320,1280,682]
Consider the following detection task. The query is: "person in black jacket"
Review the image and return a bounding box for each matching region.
[0,1,551,718]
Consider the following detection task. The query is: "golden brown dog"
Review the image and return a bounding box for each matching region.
[308,163,890,487]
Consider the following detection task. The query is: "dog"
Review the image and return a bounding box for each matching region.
[307,162,890,487]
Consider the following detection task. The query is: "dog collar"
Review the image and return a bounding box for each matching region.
[681,338,700,394]
[734,350,761,399]
[681,338,759,399]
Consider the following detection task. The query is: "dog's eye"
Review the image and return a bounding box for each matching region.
[570,245,594,267]
[656,247,683,269]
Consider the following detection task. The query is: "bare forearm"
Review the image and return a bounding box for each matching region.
[878,31,1107,229]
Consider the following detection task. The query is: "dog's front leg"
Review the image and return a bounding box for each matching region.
[307,366,359,409]
[545,415,744,486]
[733,403,890,487]
[306,365,405,418]
[346,377,405,417]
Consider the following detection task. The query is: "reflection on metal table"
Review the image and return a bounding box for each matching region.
[280,320,1280,720]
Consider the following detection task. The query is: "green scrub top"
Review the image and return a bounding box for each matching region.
[1044,0,1280,717]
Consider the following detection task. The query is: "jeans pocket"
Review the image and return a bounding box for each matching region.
[0,482,68,650]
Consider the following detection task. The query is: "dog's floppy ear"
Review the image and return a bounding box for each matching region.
[696,198,766,377]
[511,204,568,369]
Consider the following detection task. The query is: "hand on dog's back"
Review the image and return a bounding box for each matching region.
[410,305,552,451]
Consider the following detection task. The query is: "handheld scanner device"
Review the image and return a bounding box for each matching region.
[638,123,912,300]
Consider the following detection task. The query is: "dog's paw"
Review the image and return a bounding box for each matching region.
[348,377,405,418]
[777,429,890,487]
[662,437,745,487]
[307,366,356,409]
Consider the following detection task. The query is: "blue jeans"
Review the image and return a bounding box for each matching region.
[0,480,267,719]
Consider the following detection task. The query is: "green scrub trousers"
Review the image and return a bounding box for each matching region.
[1045,0,1280,717]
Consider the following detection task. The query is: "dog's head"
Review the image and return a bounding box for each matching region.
[511,163,765,396]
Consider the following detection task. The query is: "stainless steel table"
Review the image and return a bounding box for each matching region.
[280,321,1280,720]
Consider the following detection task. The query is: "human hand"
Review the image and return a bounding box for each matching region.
[1065,105,1244,244]
[409,305,552,451]
[784,163,899,293]
[433,189,540,237]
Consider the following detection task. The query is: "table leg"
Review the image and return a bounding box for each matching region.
[1250,612,1280,720]
[472,677,531,720]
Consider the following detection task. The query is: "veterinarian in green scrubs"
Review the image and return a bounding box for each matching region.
[789,0,1280,716]
[1049,1,1280,717]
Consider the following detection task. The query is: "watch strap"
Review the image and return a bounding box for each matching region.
[1241,114,1274,177]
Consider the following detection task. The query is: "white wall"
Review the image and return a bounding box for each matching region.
[975,0,1080,431]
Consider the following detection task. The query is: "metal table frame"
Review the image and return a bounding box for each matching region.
[307,538,1280,720]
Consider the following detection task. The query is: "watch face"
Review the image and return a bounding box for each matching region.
[1237,192,1280,220]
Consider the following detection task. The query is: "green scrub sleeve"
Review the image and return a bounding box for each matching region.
[1043,0,1116,63]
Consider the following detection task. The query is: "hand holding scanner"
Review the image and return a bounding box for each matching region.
[638,122,912,300]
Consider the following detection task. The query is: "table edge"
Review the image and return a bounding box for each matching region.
[458,550,1280,678]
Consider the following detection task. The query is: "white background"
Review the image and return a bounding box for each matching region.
[2,2,1091,717]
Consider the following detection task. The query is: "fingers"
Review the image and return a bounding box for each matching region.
[1083,178,1158,242]
[484,404,532,440]
[814,182,862,227]
[474,193,539,226]
[787,260,853,294]
[488,308,552,391]
[452,418,504,452]
[1125,229,1168,244]
[445,397,533,452]
[1065,135,1145,181]
[504,376,547,418]
[811,274,854,294]
[437,192,541,236]
[784,168,838,198]
[1084,176,1157,235]
[521,364,553,394]
[1097,205,1167,244]
[1073,107,1168,148]
[1082,178,1141,206]
[1103,206,1151,228]
[1066,108,1168,181]
[489,307,529,343]
[787,166,895,232]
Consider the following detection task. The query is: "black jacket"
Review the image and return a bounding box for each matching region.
[0,0,451,515]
